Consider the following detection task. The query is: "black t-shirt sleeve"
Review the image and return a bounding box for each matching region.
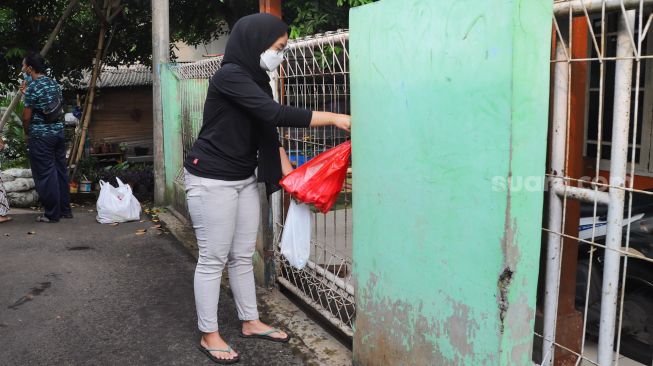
[213,67,312,128]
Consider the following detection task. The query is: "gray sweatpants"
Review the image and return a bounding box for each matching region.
[184,169,260,333]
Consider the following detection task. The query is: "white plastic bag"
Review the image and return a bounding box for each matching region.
[96,178,141,224]
[280,200,312,269]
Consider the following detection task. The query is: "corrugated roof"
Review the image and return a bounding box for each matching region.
[73,65,152,89]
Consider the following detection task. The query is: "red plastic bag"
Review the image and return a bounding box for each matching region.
[280,141,351,213]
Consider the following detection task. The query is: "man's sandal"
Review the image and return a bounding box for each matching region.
[197,345,240,365]
[35,215,58,223]
[240,328,291,343]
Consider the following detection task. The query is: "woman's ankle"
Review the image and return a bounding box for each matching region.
[202,331,221,341]
[242,319,261,328]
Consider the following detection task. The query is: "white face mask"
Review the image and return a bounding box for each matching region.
[259,49,285,71]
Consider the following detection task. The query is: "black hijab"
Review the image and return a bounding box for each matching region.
[221,13,289,196]
[222,13,288,84]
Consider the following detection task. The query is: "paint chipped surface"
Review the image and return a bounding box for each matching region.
[498,267,514,333]
[354,275,496,365]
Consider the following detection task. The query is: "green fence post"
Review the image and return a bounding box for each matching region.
[161,64,182,205]
[350,1,552,364]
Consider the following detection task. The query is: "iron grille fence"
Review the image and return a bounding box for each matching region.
[271,30,355,337]
[538,1,653,365]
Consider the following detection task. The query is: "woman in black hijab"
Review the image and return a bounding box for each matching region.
[184,13,351,364]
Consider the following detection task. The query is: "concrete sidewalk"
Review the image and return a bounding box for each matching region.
[0,206,343,365]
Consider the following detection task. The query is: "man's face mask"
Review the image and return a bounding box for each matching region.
[22,66,32,83]
[259,48,286,71]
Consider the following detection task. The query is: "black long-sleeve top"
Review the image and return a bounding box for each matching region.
[184,63,312,181]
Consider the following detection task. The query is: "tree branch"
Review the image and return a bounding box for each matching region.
[100,26,115,63]
[107,3,126,23]
[90,0,107,24]
[40,0,81,56]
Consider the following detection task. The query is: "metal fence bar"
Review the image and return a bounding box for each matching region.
[597,9,635,366]
[580,4,608,361]
[614,4,646,365]
[543,18,571,364]
[553,0,653,16]
[277,277,353,337]
[552,182,611,204]
[169,56,223,80]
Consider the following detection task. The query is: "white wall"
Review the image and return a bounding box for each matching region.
[174,35,229,62]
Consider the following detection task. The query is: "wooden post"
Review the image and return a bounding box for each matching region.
[259,0,282,18]
[553,17,588,366]
[152,0,169,204]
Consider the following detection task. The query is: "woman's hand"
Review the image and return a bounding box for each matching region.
[310,112,351,133]
[333,114,351,133]
[20,81,26,94]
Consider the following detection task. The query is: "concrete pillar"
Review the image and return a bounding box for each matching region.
[152,0,170,205]
[350,0,553,364]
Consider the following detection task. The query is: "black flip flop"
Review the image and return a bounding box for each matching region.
[197,345,240,364]
[240,328,291,343]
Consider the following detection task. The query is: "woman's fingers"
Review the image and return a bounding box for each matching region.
[335,115,351,133]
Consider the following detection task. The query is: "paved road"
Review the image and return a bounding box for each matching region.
[0,207,305,366]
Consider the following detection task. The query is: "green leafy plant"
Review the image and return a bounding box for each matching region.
[75,156,98,181]
[336,0,374,6]
[0,0,258,85]
[105,161,130,172]
[285,0,377,39]
[288,2,329,39]
[1,93,28,169]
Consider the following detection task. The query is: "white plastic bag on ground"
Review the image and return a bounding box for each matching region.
[96,178,141,224]
[280,200,312,269]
